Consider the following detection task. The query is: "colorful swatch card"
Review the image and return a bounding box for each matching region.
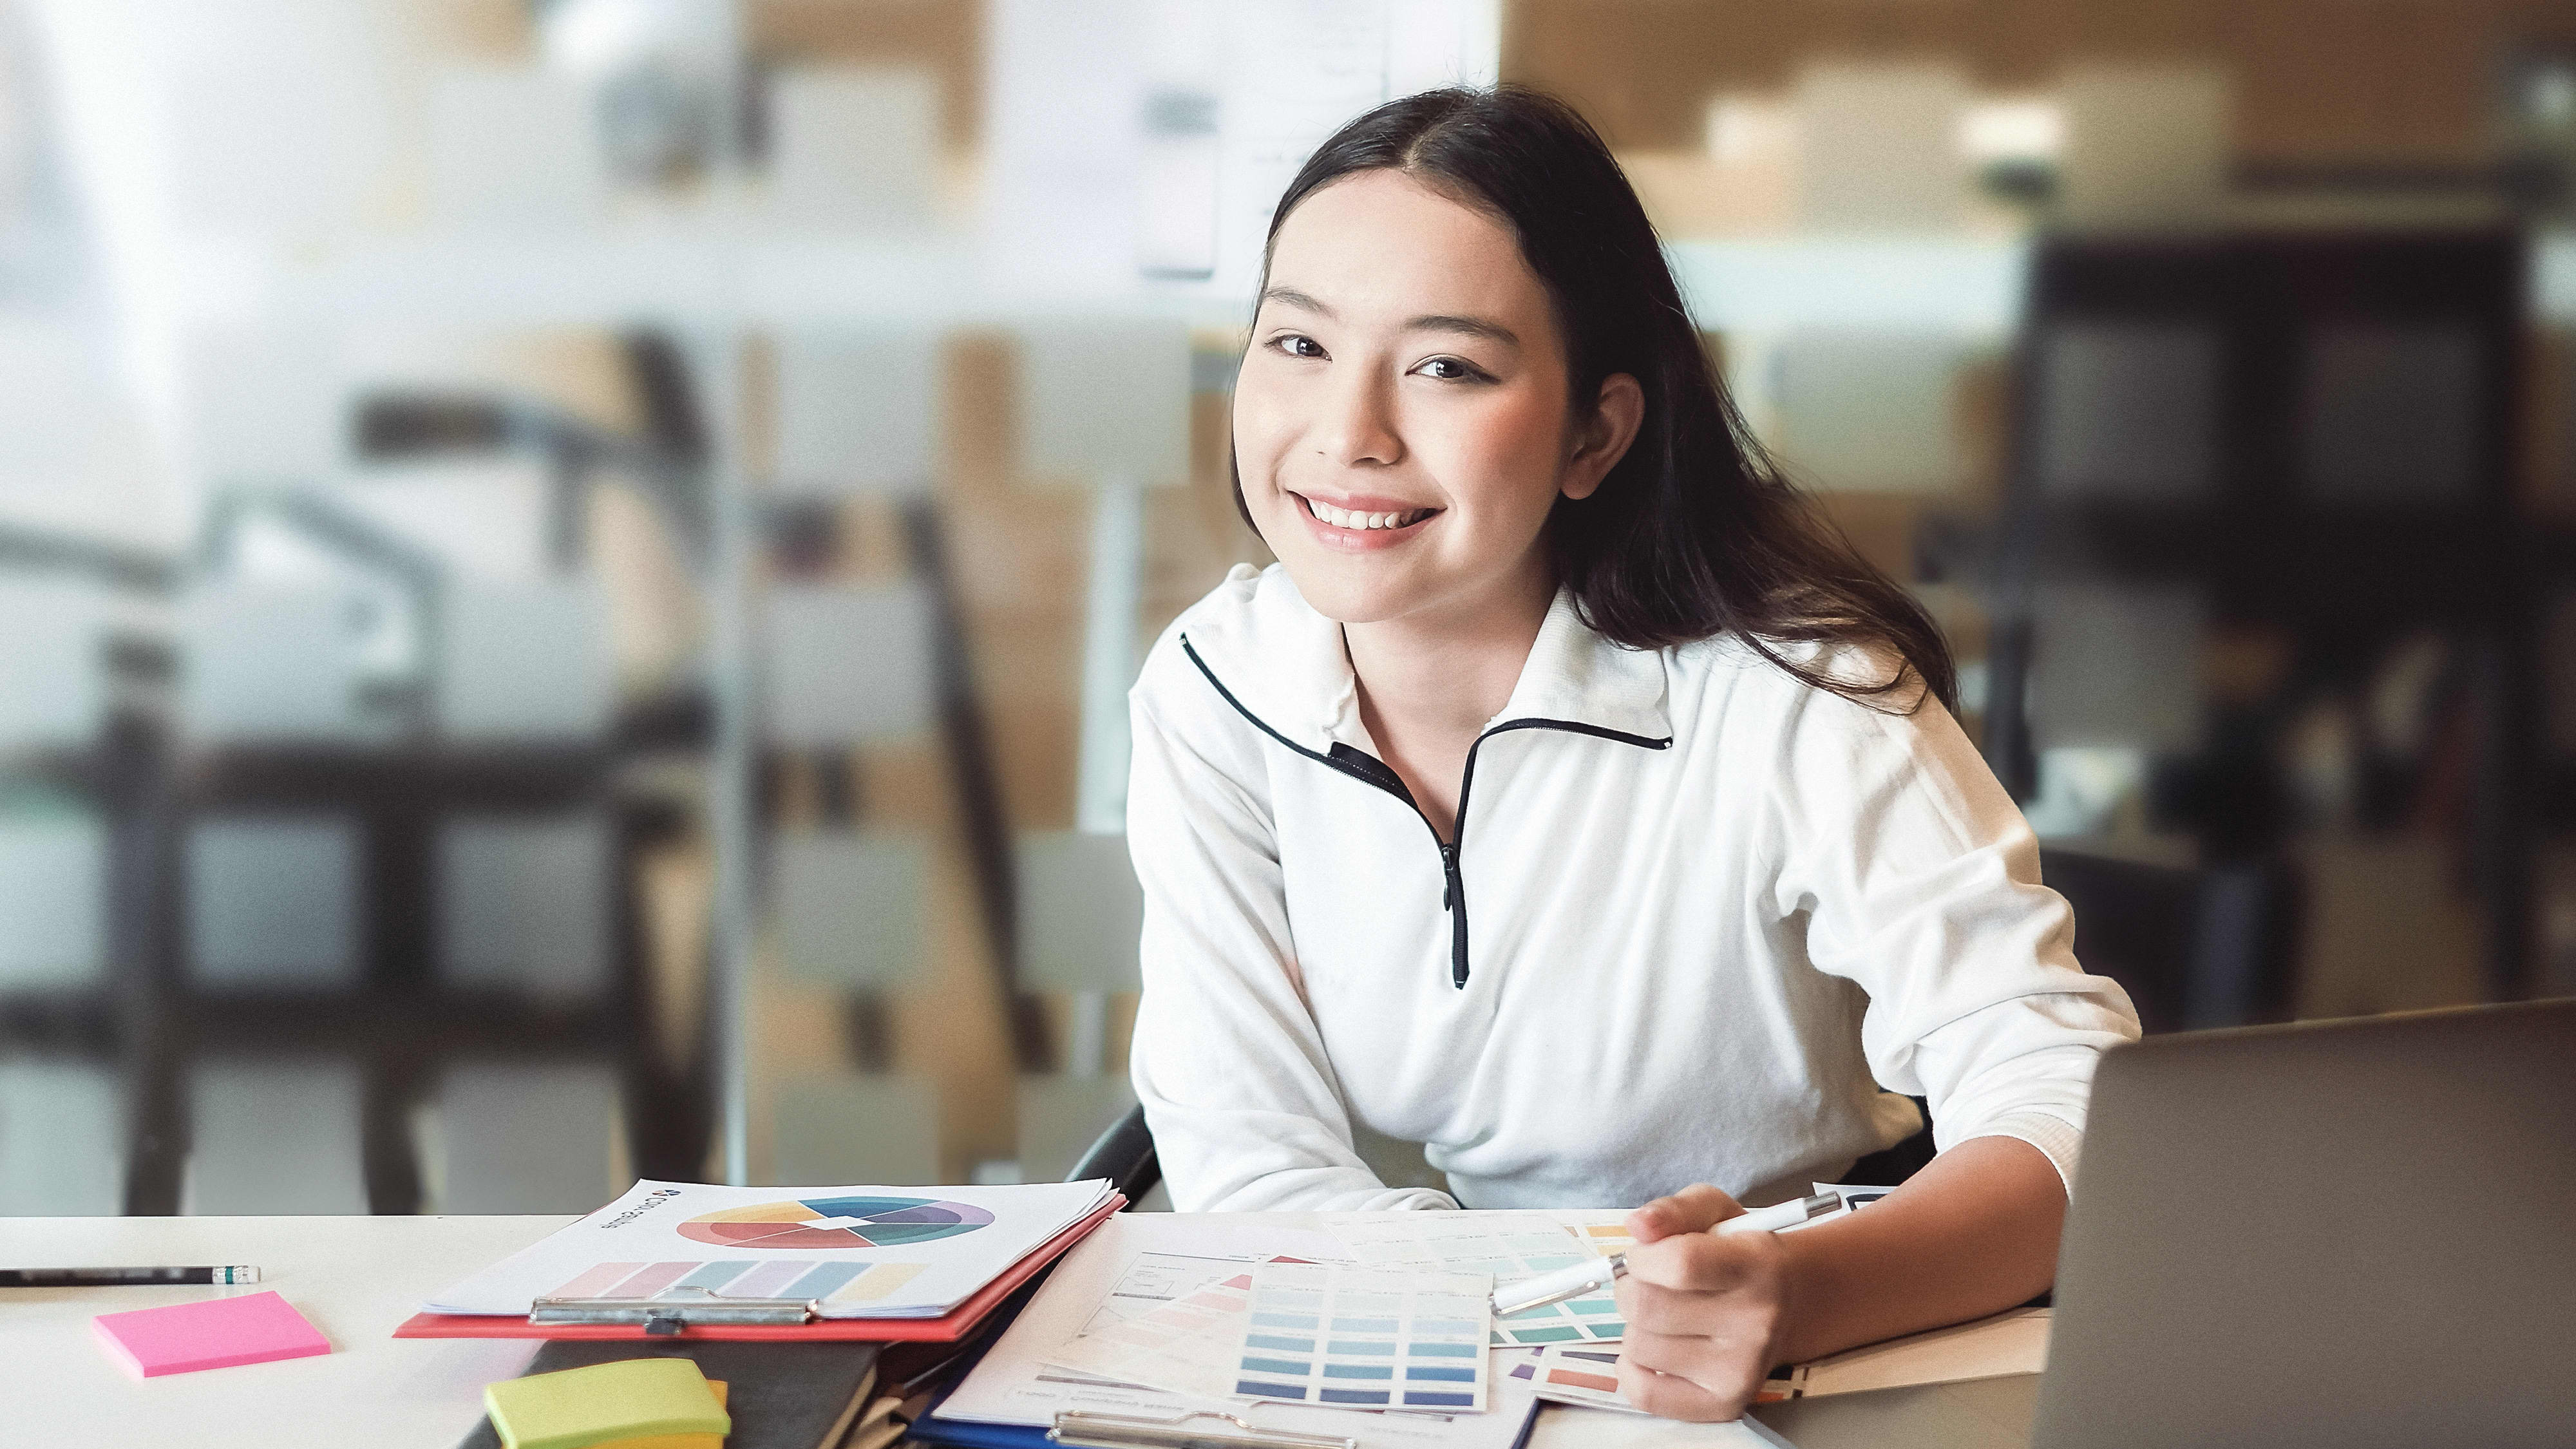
[1231,1263,1492,1411]
[91,1291,332,1378]
[1571,1221,1636,1256]
[1523,1345,1642,1414]
[1039,1265,1256,1399]
[1329,1215,1627,1347]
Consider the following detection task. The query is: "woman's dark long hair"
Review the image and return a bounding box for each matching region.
[1240,86,1956,715]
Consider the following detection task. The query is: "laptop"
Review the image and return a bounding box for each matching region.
[1754,998,2576,1449]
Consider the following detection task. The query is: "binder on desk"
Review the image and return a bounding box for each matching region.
[394,1193,1122,1343]
[920,1406,1362,1449]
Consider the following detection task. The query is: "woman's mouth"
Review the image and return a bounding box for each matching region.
[1298,494,1439,533]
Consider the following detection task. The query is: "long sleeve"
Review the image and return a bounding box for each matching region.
[1124,692,1459,1213]
[1766,678,2143,1195]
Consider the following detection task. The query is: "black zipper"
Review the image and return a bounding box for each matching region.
[1182,635,1672,989]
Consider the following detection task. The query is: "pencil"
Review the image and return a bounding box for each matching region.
[1,1265,261,1287]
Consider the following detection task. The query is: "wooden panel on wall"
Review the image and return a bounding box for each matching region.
[1506,0,2576,166]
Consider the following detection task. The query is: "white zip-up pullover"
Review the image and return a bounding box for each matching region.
[1126,563,2141,1213]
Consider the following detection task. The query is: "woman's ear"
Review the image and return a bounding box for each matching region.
[1560,372,1644,501]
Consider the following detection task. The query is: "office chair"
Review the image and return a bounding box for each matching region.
[2038,846,2294,1034]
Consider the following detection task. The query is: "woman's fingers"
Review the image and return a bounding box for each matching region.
[1624,1182,1746,1244]
[1609,1192,1788,1423]
[1615,1344,1761,1423]
[1622,1222,1772,1296]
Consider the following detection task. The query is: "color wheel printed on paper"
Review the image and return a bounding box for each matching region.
[677,1196,996,1249]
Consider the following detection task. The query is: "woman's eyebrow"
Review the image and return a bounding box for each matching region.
[1406,314,1519,348]
[1260,288,1518,350]
[1260,286,1334,316]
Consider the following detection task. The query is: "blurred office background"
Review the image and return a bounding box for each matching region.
[1,0,2573,1218]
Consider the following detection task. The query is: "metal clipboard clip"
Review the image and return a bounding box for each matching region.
[1047,1410,1358,1449]
[530,1286,821,1336]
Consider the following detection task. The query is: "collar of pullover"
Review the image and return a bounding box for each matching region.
[1178,563,1673,755]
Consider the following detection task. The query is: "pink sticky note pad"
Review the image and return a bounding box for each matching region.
[92,1291,332,1378]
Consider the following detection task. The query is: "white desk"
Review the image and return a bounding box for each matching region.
[2,1214,563,1448]
[0,1214,1781,1449]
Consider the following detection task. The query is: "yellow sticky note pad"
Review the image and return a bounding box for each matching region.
[485,1358,731,1449]
[592,1381,728,1449]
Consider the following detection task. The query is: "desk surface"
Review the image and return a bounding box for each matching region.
[0,1213,1886,1449]
[3,1214,560,1448]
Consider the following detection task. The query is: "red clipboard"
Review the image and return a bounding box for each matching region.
[392,1193,1122,1343]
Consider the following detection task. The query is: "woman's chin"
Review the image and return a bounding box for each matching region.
[1274,556,1432,628]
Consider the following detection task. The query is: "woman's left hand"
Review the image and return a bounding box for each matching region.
[1610,1184,1793,1421]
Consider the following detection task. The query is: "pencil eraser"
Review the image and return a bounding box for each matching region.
[484,1358,730,1449]
[91,1291,332,1377]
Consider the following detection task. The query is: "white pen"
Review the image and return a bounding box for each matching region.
[1490,1192,1844,1318]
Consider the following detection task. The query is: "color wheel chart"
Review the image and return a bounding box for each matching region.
[677,1195,993,1249]
[536,1197,996,1307]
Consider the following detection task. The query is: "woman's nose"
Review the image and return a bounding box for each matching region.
[1316,368,1403,469]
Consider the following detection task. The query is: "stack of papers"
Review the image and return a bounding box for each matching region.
[422,1179,1120,1321]
[931,1214,1542,1449]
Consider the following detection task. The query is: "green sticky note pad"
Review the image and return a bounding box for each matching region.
[484,1358,732,1449]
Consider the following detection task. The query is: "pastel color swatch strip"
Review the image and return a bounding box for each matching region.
[1229,1263,1491,1411]
[542,1259,930,1305]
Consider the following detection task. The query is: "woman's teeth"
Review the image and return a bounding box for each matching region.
[1305,497,1432,531]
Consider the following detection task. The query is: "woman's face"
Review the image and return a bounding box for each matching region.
[1233,169,1639,629]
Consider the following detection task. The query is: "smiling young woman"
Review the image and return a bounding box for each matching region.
[1122,88,2140,1422]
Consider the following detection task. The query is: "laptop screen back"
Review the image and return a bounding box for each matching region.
[2033,999,2576,1449]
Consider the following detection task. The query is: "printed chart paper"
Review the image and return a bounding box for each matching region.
[422,1178,1115,1319]
[939,1213,1538,1449]
[1231,1263,1492,1410]
[1079,1253,1253,1331]
[1041,1265,1256,1399]
[1329,1214,1627,1346]
[1041,1252,1264,1390]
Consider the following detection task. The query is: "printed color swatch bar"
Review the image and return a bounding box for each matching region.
[1233,1263,1491,1411]
[544,1260,926,1305]
[1526,1344,1642,1414]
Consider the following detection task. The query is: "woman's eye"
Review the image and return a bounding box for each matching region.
[1415,356,1484,382]
[1271,334,1325,359]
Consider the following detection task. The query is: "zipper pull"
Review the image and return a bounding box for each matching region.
[1439,844,1469,989]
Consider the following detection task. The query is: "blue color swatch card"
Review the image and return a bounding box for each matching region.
[1232,1263,1492,1411]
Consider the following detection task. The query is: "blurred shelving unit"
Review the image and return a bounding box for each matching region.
[1937,229,2546,1016]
